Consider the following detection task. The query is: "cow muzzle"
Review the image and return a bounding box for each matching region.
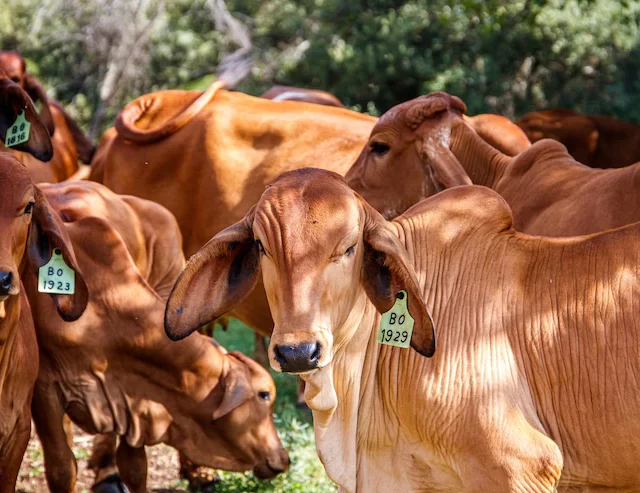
[273,342,322,373]
[0,271,13,297]
[252,447,290,479]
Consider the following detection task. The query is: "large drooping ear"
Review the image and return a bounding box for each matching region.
[213,351,254,420]
[27,187,89,321]
[23,73,55,136]
[421,132,472,190]
[165,207,260,341]
[360,201,436,357]
[0,77,53,161]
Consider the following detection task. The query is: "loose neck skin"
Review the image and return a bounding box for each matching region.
[449,120,511,190]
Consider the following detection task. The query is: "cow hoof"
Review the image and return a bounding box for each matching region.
[92,473,131,493]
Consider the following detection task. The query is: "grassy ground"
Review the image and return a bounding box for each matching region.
[17,320,336,493]
[210,320,336,493]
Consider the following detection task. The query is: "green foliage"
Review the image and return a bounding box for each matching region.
[207,320,337,493]
[3,0,640,132]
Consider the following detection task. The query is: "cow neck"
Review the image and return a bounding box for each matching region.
[449,119,511,190]
[0,292,22,398]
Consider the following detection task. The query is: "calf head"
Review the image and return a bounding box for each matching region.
[0,51,54,136]
[176,350,289,478]
[166,168,435,374]
[346,91,471,219]
[0,154,87,319]
[0,71,53,161]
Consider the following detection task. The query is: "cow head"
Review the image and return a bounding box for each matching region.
[174,349,289,478]
[346,92,471,219]
[165,168,435,374]
[0,153,87,320]
[0,51,54,136]
[0,71,53,161]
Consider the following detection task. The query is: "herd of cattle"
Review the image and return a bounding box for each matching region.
[2,48,640,492]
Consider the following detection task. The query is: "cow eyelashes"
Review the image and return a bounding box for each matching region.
[256,239,266,255]
[23,201,35,215]
[258,391,271,401]
[369,142,390,155]
[344,245,355,257]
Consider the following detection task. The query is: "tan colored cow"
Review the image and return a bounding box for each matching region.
[90,85,528,337]
[0,51,95,183]
[25,181,289,493]
[348,91,640,236]
[167,168,640,492]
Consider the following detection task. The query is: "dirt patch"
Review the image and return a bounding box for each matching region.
[17,422,188,492]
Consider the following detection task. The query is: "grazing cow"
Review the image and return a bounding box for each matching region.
[167,168,640,492]
[0,51,95,182]
[261,85,346,107]
[347,91,640,236]
[517,108,640,168]
[0,154,88,492]
[25,181,289,493]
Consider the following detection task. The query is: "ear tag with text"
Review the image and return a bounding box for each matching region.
[4,111,31,147]
[38,248,75,294]
[377,290,414,348]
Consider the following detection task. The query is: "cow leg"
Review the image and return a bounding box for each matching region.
[296,377,308,409]
[31,387,77,493]
[253,333,269,367]
[115,440,147,493]
[458,414,562,493]
[89,433,130,493]
[0,407,31,493]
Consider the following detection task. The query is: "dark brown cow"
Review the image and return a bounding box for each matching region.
[25,182,288,493]
[517,108,640,168]
[0,51,95,182]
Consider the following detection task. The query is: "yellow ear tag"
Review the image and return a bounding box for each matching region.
[4,110,31,147]
[38,248,75,294]
[377,290,414,348]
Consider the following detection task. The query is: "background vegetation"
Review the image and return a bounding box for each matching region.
[3,0,640,137]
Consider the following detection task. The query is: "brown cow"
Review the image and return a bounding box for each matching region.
[517,108,640,168]
[0,51,95,183]
[24,181,289,493]
[348,91,640,236]
[166,168,640,492]
[90,85,528,337]
[261,85,345,107]
[0,154,88,492]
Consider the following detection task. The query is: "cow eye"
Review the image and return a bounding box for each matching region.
[256,240,266,255]
[258,391,271,401]
[369,142,390,155]
[24,202,35,215]
[344,245,355,257]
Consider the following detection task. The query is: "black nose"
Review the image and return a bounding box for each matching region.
[274,343,321,373]
[0,272,12,296]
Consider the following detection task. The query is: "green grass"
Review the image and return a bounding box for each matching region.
[202,319,337,493]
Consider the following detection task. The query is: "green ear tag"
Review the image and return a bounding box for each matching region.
[38,248,75,294]
[377,290,414,348]
[4,111,31,148]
